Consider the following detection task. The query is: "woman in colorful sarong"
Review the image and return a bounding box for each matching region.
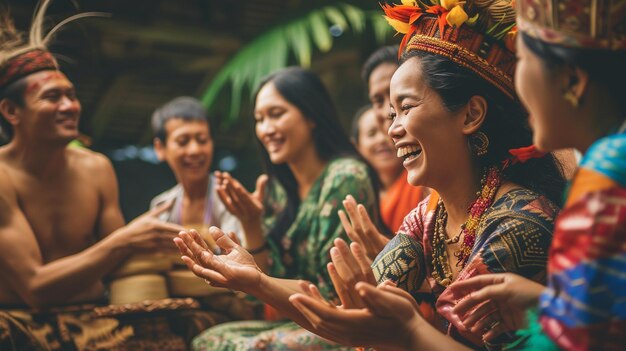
[288,0,569,349]
[450,0,626,349]
[290,0,625,350]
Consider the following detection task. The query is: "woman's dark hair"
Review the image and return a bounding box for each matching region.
[254,67,387,248]
[399,50,566,205]
[350,104,373,144]
[521,32,626,119]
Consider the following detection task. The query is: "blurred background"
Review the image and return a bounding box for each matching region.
[4,0,395,220]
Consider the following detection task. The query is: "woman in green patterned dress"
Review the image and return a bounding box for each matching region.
[174,67,381,350]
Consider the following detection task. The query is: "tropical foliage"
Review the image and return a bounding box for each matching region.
[201,3,393,124]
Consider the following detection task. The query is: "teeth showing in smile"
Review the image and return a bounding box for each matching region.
[396,145,421,159]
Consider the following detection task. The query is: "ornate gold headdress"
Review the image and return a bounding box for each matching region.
[517,0,626,50]
[382,0,518,99]
[0,0,104,90]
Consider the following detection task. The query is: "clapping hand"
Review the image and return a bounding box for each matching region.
[326,238,377,308]
[215,172,267,226]
[289,280,422,350]
[339,195,389,261]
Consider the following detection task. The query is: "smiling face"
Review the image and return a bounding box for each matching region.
[14,70,81,144]
[155,119,213,183]
[355,108,401,175]
[368,62,398,132]
[388,57,469,188]
[254,82,316,165]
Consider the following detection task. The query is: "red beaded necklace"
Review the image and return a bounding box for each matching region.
[431,166,503,286]
[454,166,502,266]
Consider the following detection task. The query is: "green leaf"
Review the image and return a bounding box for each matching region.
[370,12,393,43]
[200,3,394,124]
[342,4,365,33]
[323,6,348,30]
[493,22,516,39]
[229,70,244,123]
[201,66,230,108]
[486,13,507,36]
[466,13,479,25]
[288,20,312,67]
[309,10,332,52]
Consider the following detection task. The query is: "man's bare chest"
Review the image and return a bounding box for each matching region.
[13,173,101,260]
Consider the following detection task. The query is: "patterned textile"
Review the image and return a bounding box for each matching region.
[372,189,558,348]
[0,298,226,351]
[536,131,626,351]
[0,49,57,90]
[192,157,376,351]
[517,0,626,50]
[380,170,425,232]
[382,2,518,99]
[192,321,353,351]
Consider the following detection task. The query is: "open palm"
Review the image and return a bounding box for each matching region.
[174,227,263,292]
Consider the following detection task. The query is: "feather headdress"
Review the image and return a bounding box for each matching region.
[0,0,105,90]
[382,0,518,99]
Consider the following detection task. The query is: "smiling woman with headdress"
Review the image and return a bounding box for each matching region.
[286,0,571,349]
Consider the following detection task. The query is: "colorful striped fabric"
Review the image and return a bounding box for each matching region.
[538,131,626,351]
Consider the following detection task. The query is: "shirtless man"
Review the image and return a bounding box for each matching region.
[0,56,183,308]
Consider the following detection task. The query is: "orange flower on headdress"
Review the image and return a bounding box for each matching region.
[381,2,424,57]
[382,0,473,57]
[427,0,469,36]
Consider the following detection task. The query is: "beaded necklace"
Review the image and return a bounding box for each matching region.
[431,167,502,287]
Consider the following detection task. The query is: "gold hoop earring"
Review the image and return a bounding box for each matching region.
[563,90,579,108]
[470,131,489,156]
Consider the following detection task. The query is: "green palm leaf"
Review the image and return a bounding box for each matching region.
[309,10,333,53]
[201,4,392,125]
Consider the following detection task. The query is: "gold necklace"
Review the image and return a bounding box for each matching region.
[445,222,465,245]
[430,167,502,286]
[431,200,454,287]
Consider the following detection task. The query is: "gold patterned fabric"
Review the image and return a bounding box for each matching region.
[517,0,626,50]
[371,189,558,349]
[372,231,426,298]
[0,298,237,351]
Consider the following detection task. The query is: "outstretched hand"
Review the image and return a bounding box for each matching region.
[215,172,267,226]
[113,200,184,252]
[289,281,422,350]
[450,273,545,341]
[173,227,263,292]
[339,195,389,261]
